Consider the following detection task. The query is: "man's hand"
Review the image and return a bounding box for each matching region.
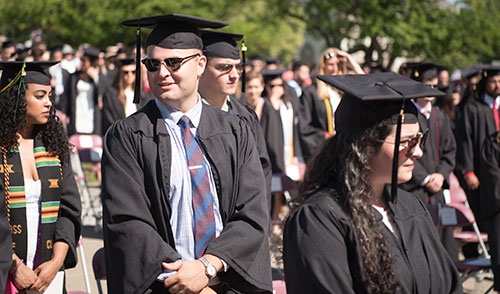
[464,173,480,190]
[426,173,445,194]
[162,260,209,294]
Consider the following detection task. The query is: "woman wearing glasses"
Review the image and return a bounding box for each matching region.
[283,73,462,293]
[299,48,365,162]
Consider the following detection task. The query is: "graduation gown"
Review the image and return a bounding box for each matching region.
[283,187,462,294]
[298,84,328,161]
[481,132,500,287]
[226,97,273,214]
[0,196,11,292]
[102,100,272,294]
[455,98,497,223]
[259,99,302,174]
[400,107,456,203]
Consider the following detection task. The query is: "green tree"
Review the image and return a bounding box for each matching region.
[0,0,305,65]
[279,0,500,71]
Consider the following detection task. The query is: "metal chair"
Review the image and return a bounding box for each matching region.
[92,247,106,294]
[69,134,103,229]
[427,201,492,293]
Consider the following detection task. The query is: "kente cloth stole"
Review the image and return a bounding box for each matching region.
[2,137,62,266]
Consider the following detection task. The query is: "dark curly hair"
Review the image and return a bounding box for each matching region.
[292,120,399,294]
[0,83,70,162]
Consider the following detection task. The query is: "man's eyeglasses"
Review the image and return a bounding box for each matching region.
[212,63,243,75]
[376,128,429,157]
[141,53,200,72]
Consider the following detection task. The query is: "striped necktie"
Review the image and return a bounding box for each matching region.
[178,115,216,258]
[494,99,500,131]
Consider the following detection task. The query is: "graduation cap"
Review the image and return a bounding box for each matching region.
[317,72,445,203]
[83,47,102,62]
[480,64,500,78]
[201,30,243,59]
[408,62,444,81]
[116,57,135,67]
[0,61,57,91]
[0,61,58,121]
[261,68,286,84]
[121,13,228,103]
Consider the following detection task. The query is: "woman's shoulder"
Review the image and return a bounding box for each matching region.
[287,190,349,224]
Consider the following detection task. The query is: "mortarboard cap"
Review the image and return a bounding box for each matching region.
[201,30,243,60]
[261,68,286,83]
[0,61,57,91]
[83,47,102,63]
[121,13,228,104]
[317,72,445,202]
[480,64,500,78]
[116,57,135,67]
[408,62,444,81]
[122,13,228,49]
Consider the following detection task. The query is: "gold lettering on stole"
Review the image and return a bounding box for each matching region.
[0,164,14,173]
[46,239,53,249]
[10,224,22,235]
[48,179,59,188]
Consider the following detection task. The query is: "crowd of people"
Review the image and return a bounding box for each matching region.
[0,11,499,294]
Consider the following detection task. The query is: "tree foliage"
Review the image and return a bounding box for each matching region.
[0,0,304,65]
[0,0,498,70]
[281,0,500,71]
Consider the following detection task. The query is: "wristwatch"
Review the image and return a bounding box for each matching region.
[199,256,217,280]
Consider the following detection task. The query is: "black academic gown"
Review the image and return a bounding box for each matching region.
[455,97,497,224]
[226,97,273,215]
[481,132,500,289]
[400,106,457,258]
[400,107,456,202]
[259,99,302,174]
[102,100,272,294]
[298,84,330,162]
[0,200,11,292]
[283,187,462,294]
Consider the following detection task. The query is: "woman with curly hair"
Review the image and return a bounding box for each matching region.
[283,73,462,293]
[0,61,81,293]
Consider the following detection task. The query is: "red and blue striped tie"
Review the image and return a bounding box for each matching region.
[178,115,216,258]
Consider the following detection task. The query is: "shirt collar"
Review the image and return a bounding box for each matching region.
[155,95,203,128]
[483,93,500,108]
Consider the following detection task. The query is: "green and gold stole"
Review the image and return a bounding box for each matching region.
[2,136,62,267]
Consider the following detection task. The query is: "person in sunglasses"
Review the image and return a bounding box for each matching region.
[283,72,462,293]
[399,62,458,260]
[101,14,272,294]
[198,30,272,227]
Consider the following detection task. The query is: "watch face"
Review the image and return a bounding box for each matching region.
[207,266,217,277]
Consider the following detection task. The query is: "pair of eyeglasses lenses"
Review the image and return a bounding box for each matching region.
[214,63,243,74]
[405,129,429,156]
[142,53,200,72]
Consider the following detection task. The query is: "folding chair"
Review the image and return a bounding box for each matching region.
[427,201,492,293]
[69,134,103,229]
[447,173,489,252]
[67,236,92,294]
[272,280,287,294]
[92,247,106,294]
